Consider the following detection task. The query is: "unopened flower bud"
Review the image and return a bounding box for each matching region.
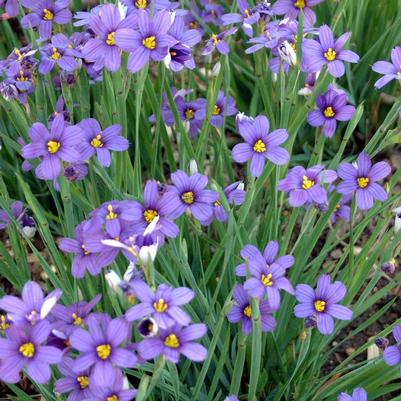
[381,261,396,275]
[375,337,389,350]
[138,317,158,338]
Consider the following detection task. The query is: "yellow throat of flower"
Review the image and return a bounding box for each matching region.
[243,305,252,317]
[47,140,61,154]
[324,47,336,61]
[72,313,84,327]
[135,0,147,8]
[324,106,335,118]
[43,8,54,20]
[253,139,267,153]
[153,298,168,312]
[261,273,273,287]
[77,375,89,389]
[294,0,306,9]
[106,204,118,220]
[314,300,326,312]
[164,333,180,348]
[96,343,112,360]
[181,191,195,204]
[302,175,315,190]
[51,47,61,60]
[357,177,369,188]
[19,342,35,358]
[143,36,156,49]
[106,31,116,46]
[185,108,195,120]
[91,134,104,148]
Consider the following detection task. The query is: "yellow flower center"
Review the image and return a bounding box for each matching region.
[15,49,24,61]
[324,106,335,118]
[211,34,221,46]
[244,8,250,17]
[185,108,195,120]
[43,8,54,20]
[294,0,305,9]
[47,140,61,154]
[324,47,336,61]
[144,209,158,223]
[51,47,61,60]
[96,344,112,360]
[143,36,156,50]
[106,204,118,220]
[243,305,252,317]
[81,244,90,256]
[314,300,326,312]
[164,333,180,348]
[261,273,273,287]
[107,396,119,401]
[72,313,84,327]
[253,139,267,153]
[19,342,35,358]
[77,375,89,389]
[0,315,10,330]
[106,32,116,46]
[16,70,28,81]
[189,21,199,29]
[214,200,221,207]
[153,298,168,313]
[91,134,104,148]
[212,104,221,115]
[302,175,315,190]
[181,191,195,204]
[357,177,369,188]
[135,0,147,8]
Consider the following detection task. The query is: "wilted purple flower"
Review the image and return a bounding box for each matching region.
[294,274,352,335]
[372,46,401,89]
[201,3,224,26]
[221,0,260,37]
[59,219,115,278]
[307,87,356,138]
[0,281,61,325]
[51,294,101,337]
[0,201,35,235]
[129,179,179,238]
[236,241,295,277]
[303,25,359,78]
[299,72,318,96]
[227,284,276,335]
[87,369,137,400]
[166,15,202,72]
[232,115,290,177]
[337,152,391,210]
[125,280,194,329]
[48,96,70,125]
[0,320,62,383]
[21,0,72,41]
[63,163,88,182]
[115,10,176,73]
[375,337,389,350]
[39,34,79,74]
[331,193,352,223]
[381,261,396,275]
[161,170,219,223]
[195,91,237,128]
[78,119,129,167]
[82,4,136,72]
[22,114,82,180]
[70,316,137,383]
[137,323,207,363]
[55,357,92,400]
[278,165,337,207]
[175,96,207,138]
[0,45,37,72]
[338,388,368,401]
[383,325,401,369]
[202,27,238,56]
[272,0,324,28]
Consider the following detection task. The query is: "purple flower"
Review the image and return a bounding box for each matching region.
[55,357,92,400]
[86,369,137,401]
[227,284,276,335]
[0,201,35,234]
[21,0,72,41]
[51,294,101,337]
[245,21,289,54]
[129,179,179,238]
[272,0,324,28]
[307,87,356,138]
[302,25,359,78]
[235,241,295,277]
[39,34,79,74]
[0,0,19,16]
[372,46,401,89]
[48,96,71,125]
[201,27,238,56]
[125,280,194,329]
[166,15,202,72]
[338,388,368,401]
[331,193,352,223]
[0,281,62,325]
[115,10,176,73]
[0,320,62,383]
[278,165,337,207]
[294,274,353,335]
[161,170,219,223]
[232,115,290,177]
[59,219,117,278]
[22,114,82,180]
[137,323,207,363]
[201,3,224,26]
[337,152,391,210]
[221,0,260,37]
[70,316,137,383]
[64,163,88,182]
[78,118,129,167]
[195,91,237,128]
[383,325,401,370]
[82,4,136,72]
[175,96,207,138]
